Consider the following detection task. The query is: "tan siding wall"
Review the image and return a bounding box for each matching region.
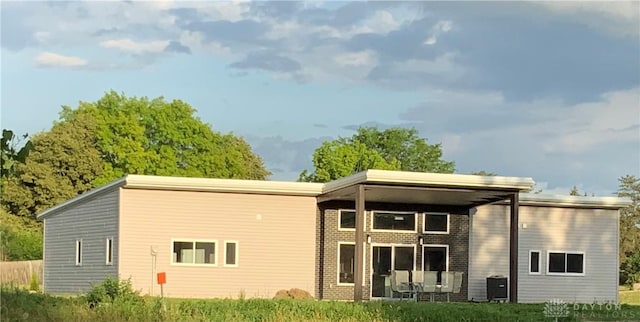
[43,188,119,294]
[469,204,619,303]
[468,205,510,301]
[118,189,317,299]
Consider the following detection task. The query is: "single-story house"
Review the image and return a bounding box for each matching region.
[37,170,629,303]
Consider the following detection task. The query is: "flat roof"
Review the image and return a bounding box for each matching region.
[36,170,630,219]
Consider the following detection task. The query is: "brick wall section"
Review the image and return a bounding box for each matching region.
[317,207,469,301]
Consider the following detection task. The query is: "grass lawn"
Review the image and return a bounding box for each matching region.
[2,287,639,322]
[620,289,640,305]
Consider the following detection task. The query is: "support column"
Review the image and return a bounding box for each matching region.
[509,193,519,303]
[354,184,365,302]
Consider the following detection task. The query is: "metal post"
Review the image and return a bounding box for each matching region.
[509,193,519,303]
[354,184,365,302]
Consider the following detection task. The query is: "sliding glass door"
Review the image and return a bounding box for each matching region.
[371,245,415,298]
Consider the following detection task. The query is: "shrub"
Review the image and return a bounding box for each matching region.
[621,250,640,287]
[85,277,142,308]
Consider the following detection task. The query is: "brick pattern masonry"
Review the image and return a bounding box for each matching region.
[318,208,469,301]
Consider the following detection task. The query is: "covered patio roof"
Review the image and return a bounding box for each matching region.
[320,170,535,303]
[319,169,535,207]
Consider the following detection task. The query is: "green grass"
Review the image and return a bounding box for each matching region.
[620,289,640,305]
[2,287,639,322]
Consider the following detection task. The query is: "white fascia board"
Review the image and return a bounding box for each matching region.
[517,193,632,209]
[36,178,126,220]
[322,170,535,194]
[123,175,324,196]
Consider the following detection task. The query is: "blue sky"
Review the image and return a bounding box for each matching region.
[1,1,639,196]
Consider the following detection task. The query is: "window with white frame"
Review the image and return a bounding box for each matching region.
[224,241,238,267]
[172,240,217,265]
[337,242,366,285]
[529,250,540,274]
[424,213,449,233]
[372,211,416,231]
[547,251,584,275]
[106,237,113,265]
[75,239,82,266]
[338,210,356,230]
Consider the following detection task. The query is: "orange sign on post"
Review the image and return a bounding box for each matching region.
[157,272,166,285]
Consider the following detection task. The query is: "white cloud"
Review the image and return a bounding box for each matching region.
[357,10,399,34]
[35,52,87,68]
[423,20,453,46]
[334,50,376,67]
[424,36,437,45]
[100,38,170,53]
[543,88,640,153]
[536,1,639,37]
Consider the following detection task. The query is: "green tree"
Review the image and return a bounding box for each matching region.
[569,186,580,196]
[2,111,103,218]
[300,126,454,182]
[618,175,640,285]
[351,127,455,173]
[62,91,269,185]
[470,171,497,176]
[1,129,32,179]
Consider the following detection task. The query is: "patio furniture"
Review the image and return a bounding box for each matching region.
[421,271,438,302]
[390,270,413,300]
[440,272,454,302]
[411,270,424,301]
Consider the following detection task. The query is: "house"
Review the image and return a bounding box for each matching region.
[37,170,629,303]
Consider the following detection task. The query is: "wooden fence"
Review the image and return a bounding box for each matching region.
[0,260,43,286]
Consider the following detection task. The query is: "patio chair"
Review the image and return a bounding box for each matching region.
[412,270,424,301]
[453,271,464,295]
[440,272,455,302]
[421,271,438,302]
[390,270,413,300]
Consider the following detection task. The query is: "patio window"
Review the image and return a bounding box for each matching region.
[529,250,540,274]
[224,241,238,267]
[372,212,416,231]
[172,240,217,265]
[424,213,448,233]
[547,251,584,275]
[339,210,356,230]
[337,242,366,285]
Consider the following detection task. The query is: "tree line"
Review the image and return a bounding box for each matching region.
[0,91,637,286]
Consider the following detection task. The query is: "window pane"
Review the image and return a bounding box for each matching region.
[339,244,355,283]
[76,240,82,265]
[106,239,113,264]
[567,254,584,273]
[226,242,237,265]
[423,247,447,272]
[548,253,566,273]
[195,242,216,264]
[530,252,539,273]
[373,212,415,231]
[425,214,448,232]
[340,211,356,229]
[394,246,415,271]
[173,241,194,263]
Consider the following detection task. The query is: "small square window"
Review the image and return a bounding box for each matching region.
[339,210,356,229]
[424,213,448,233]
